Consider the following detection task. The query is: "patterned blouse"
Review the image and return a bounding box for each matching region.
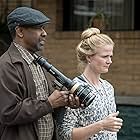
[56,74,117,140]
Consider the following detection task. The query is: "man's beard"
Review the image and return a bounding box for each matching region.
[35,42,44,52]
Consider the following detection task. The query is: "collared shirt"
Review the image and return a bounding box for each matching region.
[57,74,117,140]
[14,42,54,140]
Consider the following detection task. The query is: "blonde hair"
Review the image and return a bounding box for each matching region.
[76,27,114,72]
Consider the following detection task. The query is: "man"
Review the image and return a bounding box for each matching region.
[0,7,79,140]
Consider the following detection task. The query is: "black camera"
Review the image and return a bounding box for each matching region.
[33,53,95,107]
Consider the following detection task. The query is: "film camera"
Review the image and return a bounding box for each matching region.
[33,54,95,107]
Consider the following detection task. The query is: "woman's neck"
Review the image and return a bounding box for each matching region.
[83,69,100,87]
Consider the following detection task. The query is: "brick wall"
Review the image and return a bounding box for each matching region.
[0,0,32,17]
[2,0,140,96]
[105,32,140,96]
[36,0,140,97]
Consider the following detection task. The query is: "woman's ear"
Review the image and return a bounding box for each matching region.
[86,55,91,64]
[15,26,24,38]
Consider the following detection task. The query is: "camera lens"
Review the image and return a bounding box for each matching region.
[73,85,95,106]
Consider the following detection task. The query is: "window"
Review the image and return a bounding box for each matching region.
[63,0,137,31]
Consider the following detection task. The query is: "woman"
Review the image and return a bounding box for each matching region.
[56,28,123,140]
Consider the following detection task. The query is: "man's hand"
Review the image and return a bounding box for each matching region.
[68,94,84,109]
[48,90,84,109]
[48,90,69,108]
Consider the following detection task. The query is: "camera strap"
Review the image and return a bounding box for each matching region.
[77,75,86,82]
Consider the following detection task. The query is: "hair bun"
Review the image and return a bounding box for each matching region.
[81,28,100,40]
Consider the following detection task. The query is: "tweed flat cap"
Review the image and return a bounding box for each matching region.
[7,6,50,31]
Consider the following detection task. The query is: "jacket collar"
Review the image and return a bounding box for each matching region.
[8,42,26,64]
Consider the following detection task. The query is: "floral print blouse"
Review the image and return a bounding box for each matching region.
[56,74,117,140]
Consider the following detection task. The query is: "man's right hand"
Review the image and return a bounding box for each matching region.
[48,90,69,108]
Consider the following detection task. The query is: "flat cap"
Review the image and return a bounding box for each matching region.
[7,6,50,31]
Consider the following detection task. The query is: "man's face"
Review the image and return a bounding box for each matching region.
[21,26,47,53]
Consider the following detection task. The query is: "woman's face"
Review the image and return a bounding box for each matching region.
[87,45,113,74]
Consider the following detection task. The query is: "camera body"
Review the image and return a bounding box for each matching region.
[33,54,95,106]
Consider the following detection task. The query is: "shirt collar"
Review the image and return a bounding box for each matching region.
[13,42,35,65]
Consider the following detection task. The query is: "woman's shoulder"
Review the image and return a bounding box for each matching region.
[100,78,114,88]
[73,75,87,84]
